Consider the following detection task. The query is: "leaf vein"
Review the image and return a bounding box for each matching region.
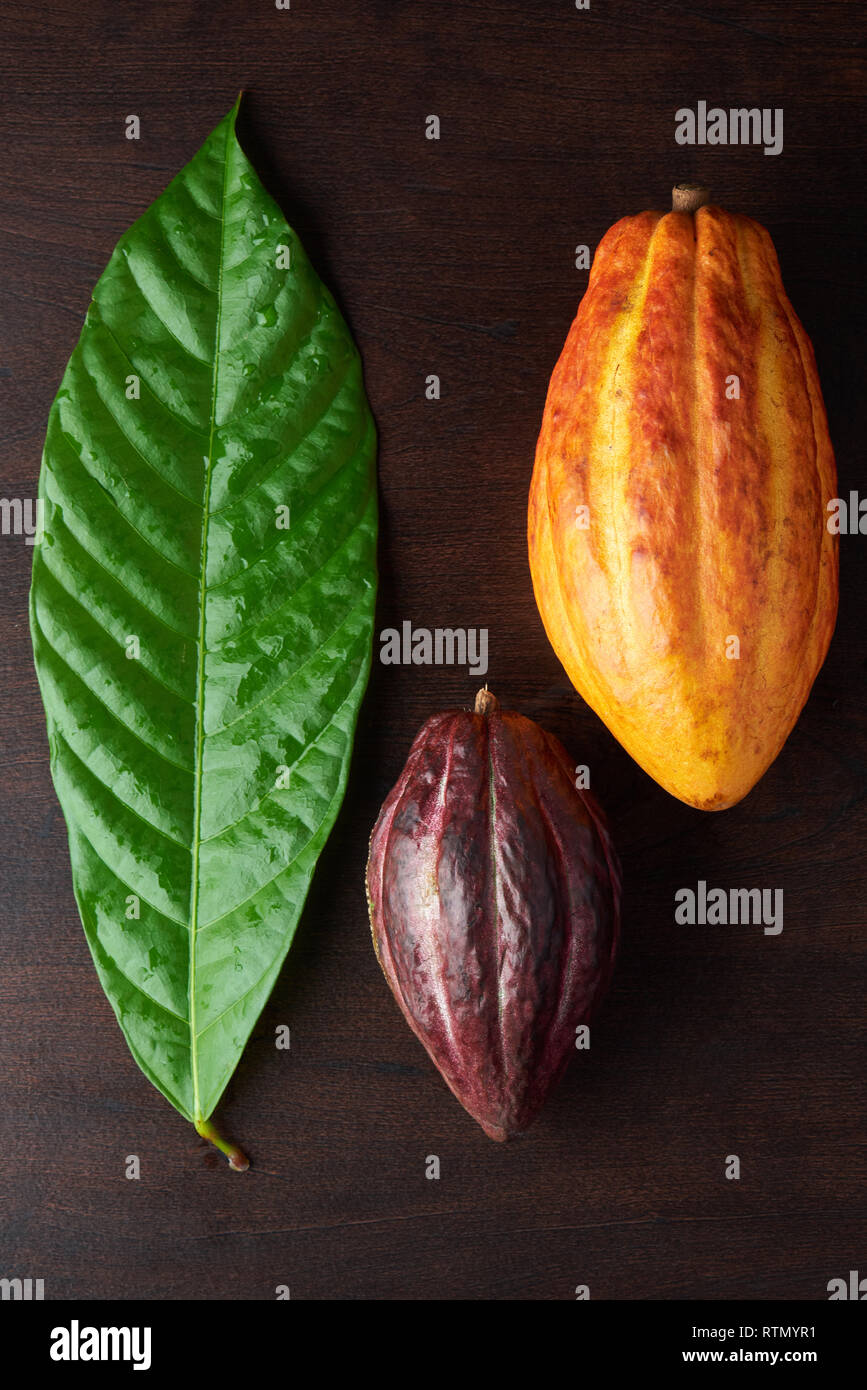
[93,306,210,439]
[193,954,281,1043]
[209,585,371,736]
[43,502,197,639]
[117,258,213,366]
[67,814,189,929]
[208,347,356,519]
[97,950,189,1025]
[56,727,189,850]
[205,422,373,604]
[197,664,369,929]
[200,650,369,845]
[152,210,218,295]
[208,485,372,650]
[49,427,201,582]
[77,358,205,510]
[33,609,194,776]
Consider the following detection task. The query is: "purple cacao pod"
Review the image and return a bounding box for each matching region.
[366,688,621,1141]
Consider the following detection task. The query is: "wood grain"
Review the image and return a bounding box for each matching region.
[1,0,864,1300]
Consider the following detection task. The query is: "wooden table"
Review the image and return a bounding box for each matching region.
[1,0,864,1300]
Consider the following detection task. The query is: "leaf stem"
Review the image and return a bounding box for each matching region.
[195,1116,250,1171]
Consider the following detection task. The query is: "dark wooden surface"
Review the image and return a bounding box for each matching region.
[1,0,865,1301]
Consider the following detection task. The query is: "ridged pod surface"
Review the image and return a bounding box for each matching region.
[366,690,621,1141]
[529,187,838,810]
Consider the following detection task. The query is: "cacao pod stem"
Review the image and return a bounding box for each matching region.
[672,182,711,213]
[474,687,499,717]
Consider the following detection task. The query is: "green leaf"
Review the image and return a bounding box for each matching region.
[29,102,377,1162]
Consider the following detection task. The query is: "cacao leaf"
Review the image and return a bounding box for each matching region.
[29,101,377,1164]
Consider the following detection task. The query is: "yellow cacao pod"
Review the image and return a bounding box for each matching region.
[528,186,838,811]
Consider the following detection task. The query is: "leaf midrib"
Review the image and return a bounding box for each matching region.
[189,119,233,1124]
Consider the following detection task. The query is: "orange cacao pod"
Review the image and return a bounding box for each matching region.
[528,185,838,811]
